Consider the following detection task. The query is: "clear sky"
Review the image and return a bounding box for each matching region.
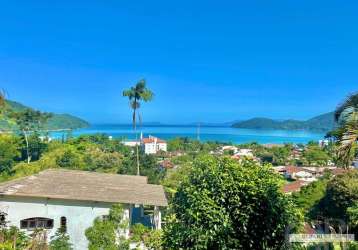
[0,1,357,124]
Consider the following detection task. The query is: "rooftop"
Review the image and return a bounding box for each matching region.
[0,169,168,206]
[280,166,318,175]
[142,137,166,144]
[282,180,307,193]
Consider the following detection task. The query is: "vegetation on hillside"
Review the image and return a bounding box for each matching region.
[0,100,89,131]
[232,112,335,131]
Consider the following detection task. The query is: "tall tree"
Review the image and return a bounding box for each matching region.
[334,92,358,168]
[10,109,52,164]
[123,79,153,175]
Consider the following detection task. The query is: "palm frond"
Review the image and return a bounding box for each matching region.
[335,92,358,122]
[141,90,154,102]
[336,112,358,168]
[136,79,146,90]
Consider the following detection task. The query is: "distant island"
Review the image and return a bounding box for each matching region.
[232,112,335,132]
[0,100,90,131]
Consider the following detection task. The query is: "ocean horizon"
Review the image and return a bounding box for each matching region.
[51,124,326,145]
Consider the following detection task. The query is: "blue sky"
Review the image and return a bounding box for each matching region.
[0,1,357,124]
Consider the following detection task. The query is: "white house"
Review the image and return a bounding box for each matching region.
[0,169,167,250]
[234,149,254,158]
[221,145,238,154]
[141,136,167,154]
[274,166,315,181]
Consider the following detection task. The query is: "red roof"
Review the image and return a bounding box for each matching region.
[282,180,307,193]
[142,137,166,144]
[160,160,174,169]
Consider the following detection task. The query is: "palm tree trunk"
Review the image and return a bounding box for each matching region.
[133,104,140,176]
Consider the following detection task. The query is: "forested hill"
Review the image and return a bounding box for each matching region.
[0,100,90,130]
[232,112,335,131]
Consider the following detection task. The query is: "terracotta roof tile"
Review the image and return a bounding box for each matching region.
[142,137,166,144]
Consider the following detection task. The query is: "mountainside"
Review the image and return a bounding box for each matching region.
[232,112,335,131]
[0,100,90,130]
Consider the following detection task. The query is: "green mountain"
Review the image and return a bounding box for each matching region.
[0,100,90,130]
[232,112,335,131]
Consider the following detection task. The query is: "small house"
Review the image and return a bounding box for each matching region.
[141,136,167,154]
[0,169,167,250]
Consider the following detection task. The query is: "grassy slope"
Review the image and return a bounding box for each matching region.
[0,100,89,130]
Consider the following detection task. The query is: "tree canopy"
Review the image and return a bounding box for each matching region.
[163,155,302,250]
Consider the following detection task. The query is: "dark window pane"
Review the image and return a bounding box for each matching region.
[29,221,36,228]
[46,219,54,228]
[60,217,67,232]
[37,220,46,228]
[20,220,28,229]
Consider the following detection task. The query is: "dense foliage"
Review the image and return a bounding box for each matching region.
[163,155,302,250]
[0,133,167,186]
[0,225,29,249]
[319,171,358,221]
[130,223,163,250]
[49,229,73,250]
[292,176,329,220]
[292,170,358,242]
[85,204,130,250]
[0,134,21,173]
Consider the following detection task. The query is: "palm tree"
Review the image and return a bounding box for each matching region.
[123,79,153,175]
[334,92,358,168]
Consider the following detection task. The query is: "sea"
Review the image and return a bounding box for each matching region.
[51,124,326,145]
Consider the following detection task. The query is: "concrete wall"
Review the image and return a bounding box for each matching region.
[144,143,157,154]
[0,196,129,250]
[157,143,167,152]
[143,143,167,154]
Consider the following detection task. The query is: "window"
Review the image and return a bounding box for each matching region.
[0,212,6,226]
[20,217,54,230]
[60,216,67,232]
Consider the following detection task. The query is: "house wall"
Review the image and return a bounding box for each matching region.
[143,143,167,154]
[157,143,167,152]
[0,196,130,250]
[144,143,157,154]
